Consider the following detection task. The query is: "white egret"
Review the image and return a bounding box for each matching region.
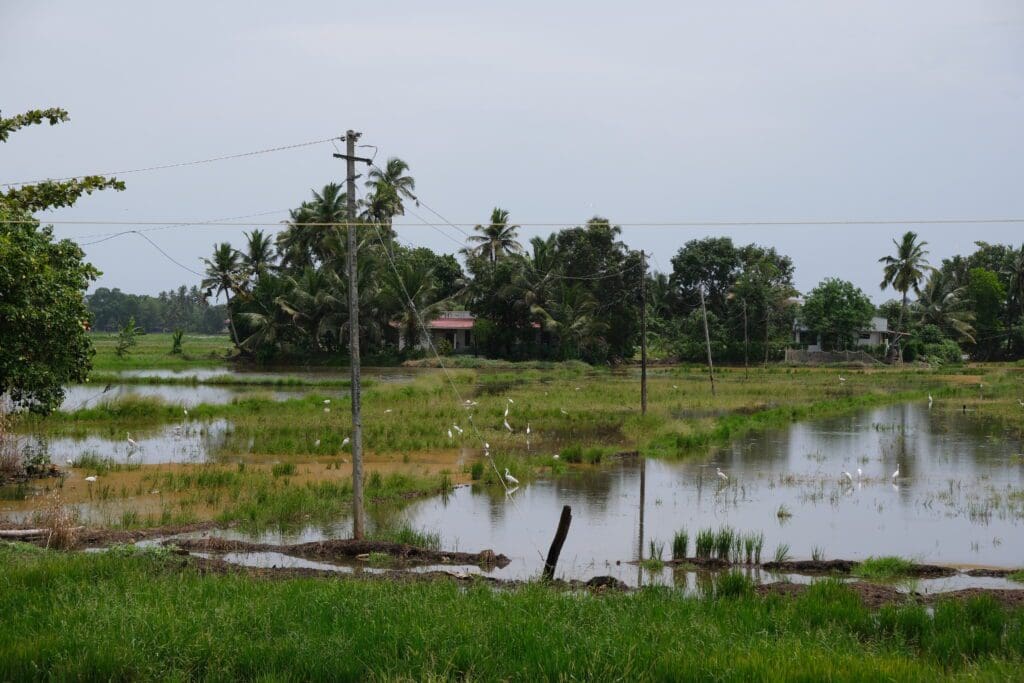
[484,442,490,451]
[673,385,679,390]
[839,376,847,383]
[314,439,321,447]
[560,408,568,416]
[716,467,729,482]
[504,468,520,486]
[323,399,331,405]
[841,471,853,483]
[856,467,863,479]
[341,437,350,448]
[507,398,514,404]
[126,433,138,449]
[183,408,189,417]
[891,464,900,480]
[1018,399,1024,408]
[323,407,331,413]
[928,394,933,406]
[553,453,560,460]
[384,409,393,414]
[503,418,512,432]
[447,428,453,440]
[85,475,97,483]
[504,404,510,418]
[65,457,75,467]
[526,423,531,436]
[453,424,463,435]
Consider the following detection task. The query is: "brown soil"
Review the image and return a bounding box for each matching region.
[965,568,1022,578]
[762,559,956,578]
[758,581,908,609]
[170,537,511,568]
[923,589,1024,610]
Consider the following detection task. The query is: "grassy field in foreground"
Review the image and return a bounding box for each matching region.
[89,332,233,370]
[1,545,1023,681]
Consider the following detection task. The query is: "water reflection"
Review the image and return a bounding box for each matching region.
[200,403,1024,586]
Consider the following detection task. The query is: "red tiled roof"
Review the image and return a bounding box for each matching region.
[428,319,474,330]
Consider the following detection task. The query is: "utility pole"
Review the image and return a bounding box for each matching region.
[333,131,373,539]
[640,250,647,415]
[699,285,716,397]
[742,298,749,380]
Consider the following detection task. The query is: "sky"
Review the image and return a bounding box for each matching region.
[3,1,1023,303]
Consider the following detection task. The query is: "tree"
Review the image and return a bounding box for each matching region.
[802,278,874,351]
[242,229,274,279]
[966,268,1005,360]
[915,270,975,344]
[366,157,416,222]
[466,208,523,264]
[879,231,931,361]
[0,108,122,414]
[201,243,243,347]
[0,207,98,414]
[115,317,140,358]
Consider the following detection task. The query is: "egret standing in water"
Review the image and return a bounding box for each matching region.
[892,464,900,481]
[841,471,853,484]
[504,468,519,486]
[716,467,729,482]
[126,433,138,452]
[928,394,933,408]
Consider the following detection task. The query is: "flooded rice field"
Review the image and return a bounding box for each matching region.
[60,384,301,411]
[23,420,232,466]
[179,402,1023,587]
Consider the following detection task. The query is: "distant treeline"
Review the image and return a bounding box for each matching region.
[87,286,227,334]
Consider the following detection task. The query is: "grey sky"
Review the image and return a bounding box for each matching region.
[3,1,1022,303]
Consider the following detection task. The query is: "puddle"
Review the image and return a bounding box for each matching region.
[112,367,419,383]
[22,419,232,465]
[185,403,1024,588]
[60,384,302,411]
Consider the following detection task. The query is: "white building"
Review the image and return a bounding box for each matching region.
[793,316,889,352]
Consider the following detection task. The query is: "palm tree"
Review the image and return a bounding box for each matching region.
[366,157,416,221]
[380,259,446,349]
[242,229,274,280]
[276,267,347,350]
[915,270,975,344]
[276,184,350,269]
[513,235,560,315]
[879,231,931,361]
[201,242,243,347]
[534,284,608,360]
[466,208,523,264]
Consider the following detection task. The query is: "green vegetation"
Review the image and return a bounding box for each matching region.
[672,529,689,560]
[90,332,232,370]
[854,556,917,581]
[1008,571,1024,584]
[2,550,1024,680]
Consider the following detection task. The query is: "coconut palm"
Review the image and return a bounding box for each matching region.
[915,270,975,344]
[879,231,931,361]
[534,284,608,360]
[276,267,347,350]
[466,208,523,264]
[276,184,351,269]
[201,242,243,346]
[242,229,275,280]
[380,259,447,350]
[366,157,416,221]
[512,235,561,315]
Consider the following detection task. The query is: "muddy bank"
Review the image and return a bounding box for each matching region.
[0,521,228,549]
[758,581,909,609]
[170,537,511,568]
[761,559,957,578]
[965,568,1023,578]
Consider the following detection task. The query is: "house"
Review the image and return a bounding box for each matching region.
[793,316,889,352]
[397,311,475,352]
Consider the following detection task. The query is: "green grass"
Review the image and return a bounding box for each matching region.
[854,556,917,580]
[1,549,1023,680]
[1008,571,1024,584]
[90,332,233,370]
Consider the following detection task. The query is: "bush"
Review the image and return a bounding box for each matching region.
[922,339,963,365]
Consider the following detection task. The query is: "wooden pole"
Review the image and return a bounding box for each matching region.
[542,505,572,581]
[640,250,647,415]
[345,130,365,540]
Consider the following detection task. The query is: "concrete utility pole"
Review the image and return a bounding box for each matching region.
[640,250,647,415]
[699,285,716,397]
[333,131,373,539]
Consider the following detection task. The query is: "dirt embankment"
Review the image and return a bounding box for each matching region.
[170,537,511,568]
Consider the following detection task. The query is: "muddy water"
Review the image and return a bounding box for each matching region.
[60,385,302,411]
[193,402,1024,587]
[23,420,232,466]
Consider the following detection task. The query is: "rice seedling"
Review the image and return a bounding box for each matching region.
[672,529,689,560]
[753,532,765,564]
[271,462,296,477]
[695,528,714,559]
[713,571,755,599]
[773,543,792,563]
[648,539,665,561]
[776,504,793,519]
[853,556,915,581]
[713,526,735,560]
[811,546,825,562]
[468,461,485,480]
[1007,571,1024,584]
[743,534,755,564]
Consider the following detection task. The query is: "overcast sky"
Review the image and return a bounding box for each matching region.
[3,1,1022,303]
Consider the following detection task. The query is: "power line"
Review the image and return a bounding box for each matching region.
[1,136,342,187]
[76,209,289,245]
[6,217,1024,228]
